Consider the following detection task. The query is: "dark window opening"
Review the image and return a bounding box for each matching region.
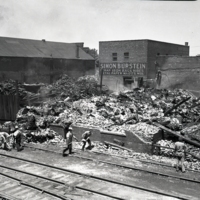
[112,53,117,61]
[124,52,129,60]
[123,76,134,88]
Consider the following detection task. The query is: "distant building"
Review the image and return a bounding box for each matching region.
[0,37,95,83]
[156,55,200,95]
[99,39,189,91]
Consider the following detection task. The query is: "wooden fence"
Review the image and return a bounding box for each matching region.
[0,94,19,121]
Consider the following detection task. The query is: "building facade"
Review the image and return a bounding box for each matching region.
[99,40,189,92]
[156,55,200,96]
[0,37,95,84]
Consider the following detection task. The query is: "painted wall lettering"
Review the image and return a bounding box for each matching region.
[100,63,146,76]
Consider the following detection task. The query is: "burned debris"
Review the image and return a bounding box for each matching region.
[1,75,200,171]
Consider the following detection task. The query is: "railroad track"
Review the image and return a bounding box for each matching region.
[25,142,200,174]
[0,158,123,200]
[24,143,200,184]
[0,149,199,200]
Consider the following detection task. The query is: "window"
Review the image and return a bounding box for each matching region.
[123,76,134,89]
[112,53,117,61]
[124,52,129,60]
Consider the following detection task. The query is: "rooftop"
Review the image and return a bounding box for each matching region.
[0,37,94,60]
[99,39,189,47]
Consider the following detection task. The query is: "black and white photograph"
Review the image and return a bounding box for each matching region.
[0,0,200,199]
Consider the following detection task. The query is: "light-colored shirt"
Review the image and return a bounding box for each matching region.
[13,130,21,137]
[82,131,91,140]
[66,131,73,145]
[0,132,9,143]
[175,141,186,153]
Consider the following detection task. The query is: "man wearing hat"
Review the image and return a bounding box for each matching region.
[81,130,92,151]
[63,127,78,156]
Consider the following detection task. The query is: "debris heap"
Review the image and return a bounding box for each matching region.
[1,76,200,169]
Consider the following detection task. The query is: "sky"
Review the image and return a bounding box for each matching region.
[0,0,199,56]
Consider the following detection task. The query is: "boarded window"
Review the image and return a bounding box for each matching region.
[112,53,117,61]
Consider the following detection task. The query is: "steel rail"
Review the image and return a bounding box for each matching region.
[0,170,70,200]
[73,155,200,184]
[91,148,200,174]
[0,165,126,200]
[0,153,191,200]
[24,145,200,184]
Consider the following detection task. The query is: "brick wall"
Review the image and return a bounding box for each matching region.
[147,41,189,79]
[157,56,200,95]
[99,40,148,63]
[99,40,148,92]
[99,40,190,92]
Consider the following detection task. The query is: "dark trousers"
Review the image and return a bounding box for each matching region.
[13,135,24,152]
[82,139,91,150]
[63,144,72,154]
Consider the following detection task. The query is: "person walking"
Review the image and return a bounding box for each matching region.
[174,137,186,173]
[81,130,92,151]
[62,127,78,156]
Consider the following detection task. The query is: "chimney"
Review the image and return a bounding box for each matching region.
[76,45,80,58]
[185,42,188,46]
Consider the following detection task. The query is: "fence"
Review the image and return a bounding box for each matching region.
[0,94,19,121]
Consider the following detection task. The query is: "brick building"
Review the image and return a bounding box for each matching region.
[156,55,200,96]
[0,37,95,84]
[99,40,189,92]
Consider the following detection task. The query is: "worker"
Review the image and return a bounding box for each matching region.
[13,127,25,152]
[62,127,78,156]
[174,136,186,173]
[0,132,11,151]
[81,130,92,151]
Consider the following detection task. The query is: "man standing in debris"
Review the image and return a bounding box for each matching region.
[174,136,186,173]
[13,127,25,152]
[63,127,78,156]
[81,130,92,151]
[0,132,11,151]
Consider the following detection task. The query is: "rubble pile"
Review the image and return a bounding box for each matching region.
[1,121,60,145]
[0,79,42,106]
[181,124,200,142]
[38,74,106,102]
[0,79,29,101]
[156,139,200,161]
[83,141,200,171]
[126,123,160,142]
[13,87,200,145]
[2,75,200,168]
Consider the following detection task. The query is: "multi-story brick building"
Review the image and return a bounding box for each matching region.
[99,40,189,91]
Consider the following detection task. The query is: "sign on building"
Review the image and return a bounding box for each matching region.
[100,63,146,76]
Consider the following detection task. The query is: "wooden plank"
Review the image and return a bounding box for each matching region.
[153,144,200,161]
[164,97,191,116]
[104,141,132,152]
[153,122,200,148]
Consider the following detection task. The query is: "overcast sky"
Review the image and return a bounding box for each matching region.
[0,0,199,55]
